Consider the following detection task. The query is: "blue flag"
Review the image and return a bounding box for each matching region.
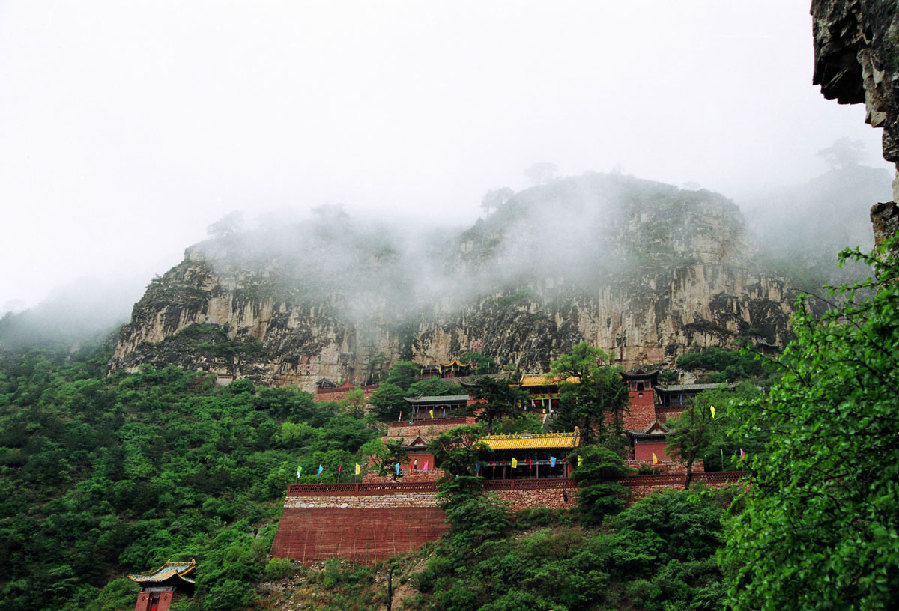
[317,465,323,477]
[396,462,400,475]
[475,461,480,474]
[550,456,557,467]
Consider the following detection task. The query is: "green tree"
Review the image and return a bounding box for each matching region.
[384,361,419,391]
[468,375,530,432]
[550,342,629,445]
[665,390,724,489]
[571,445,631,525]
[428,425,488,477]
[368,439,409,480]
[722,242,899,610]
[367,382,407,422]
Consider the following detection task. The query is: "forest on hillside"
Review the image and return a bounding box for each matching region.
[0,239,896,609]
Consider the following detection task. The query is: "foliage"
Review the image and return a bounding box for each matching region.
[570,445,631,525]
[368,381,407,422]
[676,346,773,384]
[550,342,629,445]
[413,487,730,610]
[384,360,420,391]
[467,375,531,432]
[457,351,498,373]
[368,439,409,479]
[427,425,488,477]
[722,241,899,610]
[0,351,378,610]
[407,377,462,398]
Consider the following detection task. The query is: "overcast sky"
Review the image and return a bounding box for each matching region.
[0,1,892,314]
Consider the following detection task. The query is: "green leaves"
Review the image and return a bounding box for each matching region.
[722,239,899,609]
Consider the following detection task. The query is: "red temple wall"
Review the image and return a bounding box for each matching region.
[624,389,658,431]
[134,591,175,611]
[634,440,672,462]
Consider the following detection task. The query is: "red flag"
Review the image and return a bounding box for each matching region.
[338,465,343,476]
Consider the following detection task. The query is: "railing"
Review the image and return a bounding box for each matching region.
[484,478,576,491]
[287,481,439,495]
[285,471,747,496]
[388,415,474,428]
[618,471,746,487]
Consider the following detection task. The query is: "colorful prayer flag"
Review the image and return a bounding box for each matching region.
[317,464,323,476]
[423,461,429,472]
[355,463,361,475]
[652,453,659,465]
[740,448,745,460]
[710,405,716,419]
[511,458,518,468]
[550,456,557,467]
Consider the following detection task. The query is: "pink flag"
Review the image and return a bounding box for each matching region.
[423,461,429,472]
[398,411,402,421]
[740,448,746,460]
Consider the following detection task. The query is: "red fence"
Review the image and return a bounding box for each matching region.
[285,472,746,497]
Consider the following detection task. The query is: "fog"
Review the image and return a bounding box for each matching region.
[1,1,893,329]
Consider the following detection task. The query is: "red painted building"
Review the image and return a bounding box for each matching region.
[128,560,196,611]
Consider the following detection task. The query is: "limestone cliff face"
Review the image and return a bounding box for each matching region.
[812,0,899,243]
[110,174,795,389]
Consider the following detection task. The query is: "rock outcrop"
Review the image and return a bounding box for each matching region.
[110,174,796,389]
[812,0,899,243]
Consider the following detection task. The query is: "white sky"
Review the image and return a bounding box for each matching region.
[0,1,892,313]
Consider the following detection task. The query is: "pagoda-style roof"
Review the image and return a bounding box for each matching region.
[621,369,659,381]
[128,559,196,586]
[481,431,580,450]
[404,395,470,405]
[517,375,579,387]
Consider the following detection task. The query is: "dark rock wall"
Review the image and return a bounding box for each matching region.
[812,0,899,244]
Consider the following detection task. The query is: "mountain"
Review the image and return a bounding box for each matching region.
[109,173,798,388]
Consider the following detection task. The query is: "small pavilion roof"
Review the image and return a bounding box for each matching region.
[404,395,470,404]
[481,431,580,450]
[128,559,197,585]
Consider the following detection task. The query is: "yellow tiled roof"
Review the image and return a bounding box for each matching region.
[128,559,197,584]
[517,375,579,387]
[481,431,580,450]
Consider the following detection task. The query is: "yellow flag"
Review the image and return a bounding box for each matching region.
[355,463,361,475]
[429,409,434,418]
[511,458,518,468]
[710,405,716,419]
[652,453,659,465]
[578,455,583,467]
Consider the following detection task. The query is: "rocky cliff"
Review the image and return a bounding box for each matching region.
[110,174,796,389]
[812,0,899,243]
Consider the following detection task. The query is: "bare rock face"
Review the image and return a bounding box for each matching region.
[110,174,796,388]
[812,0,899,243]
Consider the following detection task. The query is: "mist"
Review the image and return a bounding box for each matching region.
[2,2,895,339]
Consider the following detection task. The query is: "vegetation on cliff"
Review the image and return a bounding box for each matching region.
[721,241,899,609]
[0,353,380,610]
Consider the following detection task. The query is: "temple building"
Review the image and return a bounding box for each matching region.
[514,374,580,413]
[128,559,196,611]
[478,431,580,479]
[418,359,474,378]
[403,394,472,420]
